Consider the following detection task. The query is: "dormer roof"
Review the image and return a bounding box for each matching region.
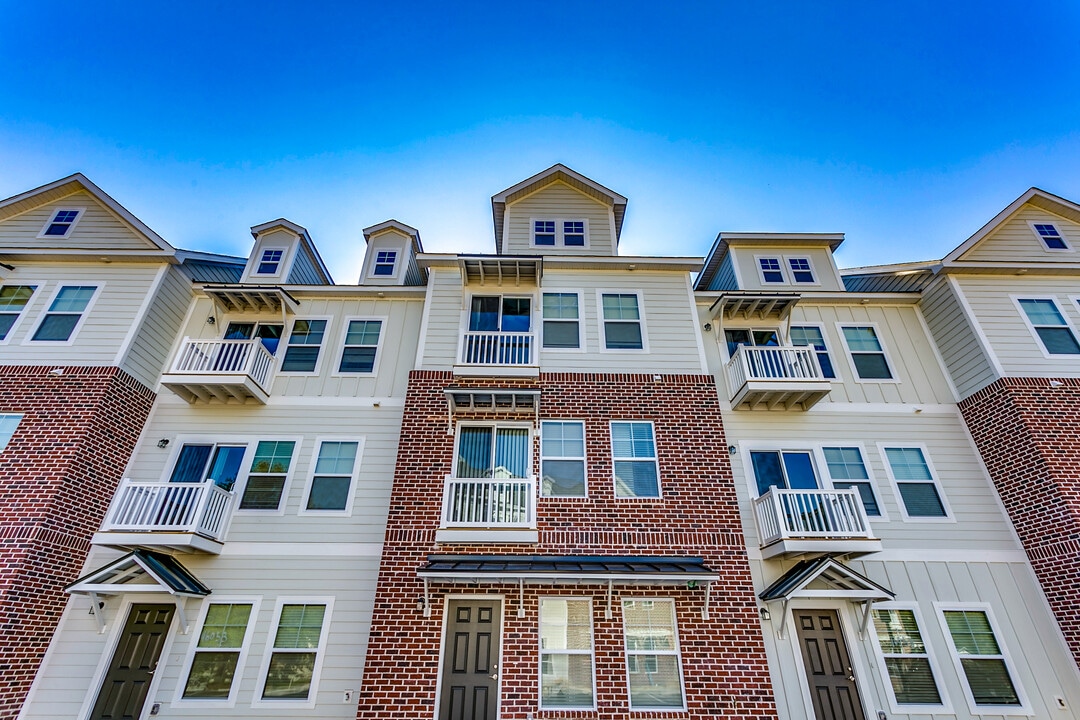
[943,187,1080,264]
[491,164,628,247]
[696,232,844,291]
[249,218,333,284]
[363,219,424,254]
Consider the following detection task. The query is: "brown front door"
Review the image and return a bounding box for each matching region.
[91,604,175,720]
[440,599,501,720]
[794,609,865,720]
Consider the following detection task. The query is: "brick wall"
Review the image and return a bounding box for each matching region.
[0,366,155,719]
[959,376,1080,667]
[357,371,777,719]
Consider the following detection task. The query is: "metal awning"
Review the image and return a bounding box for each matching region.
[419,555,720,619]
[710,292,800,321]
[444,387,540,430]
[460,256,541,286]
[204,285,300,314]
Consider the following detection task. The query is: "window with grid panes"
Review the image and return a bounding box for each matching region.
[338,320,381,373]
[823,447,879,515]
[601,294,643,349]
[542,293,580,349]
[239,441,295,510]
[1018,298,1080,354]
[31,285,96,341]
[281,319,327,372]
[0,286,35,341]
[622,599,684,709]
[305,441,358,511]
[541,421,586,497]
[611,422,659,497]
[885,447,947,517]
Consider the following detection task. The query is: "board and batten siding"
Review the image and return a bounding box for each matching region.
[286,242,326,285]
[961,205,1080,263]
[120,265,194,388]
[729,246,844,292]
[502,182,616,256]
[705,251,738,291]
[0,190,161,252]
[919,275,998,399]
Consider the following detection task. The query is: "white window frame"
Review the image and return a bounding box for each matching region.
[878,443,953,523]
[755,255,787,284]
[278,316,333,375]
[788,323,835,379]
[1012,296,1080,359]
[540,419,588,498]
[610,420,661,499]
[1027,220,1072,252]
[540,290,584,352]
[252,596,334,709]
[597,290,648,353]
[820,444,887,521]
[836,322,900,383]
[37,206,85,239]
[24,282,103,346]
[233,436,303,516]
[299,437,364,516]
[538,596,596,711]
[742,444,821,498]
[0,414,22,453]
[785,255,819,285]
[332,316,386,377]
[253,246,288,277]
[369,248,401,279]
[0,283,40,344]
[867,602,951,715]
[621,597,687,711]
[530,217,590,248]
[158,436,255,488]
[452,421,535,479]
[933,602,1031,716]
[721,326,781,362]
[173,596,262,708]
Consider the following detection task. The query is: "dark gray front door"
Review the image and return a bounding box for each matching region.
[440,599,501,720]
[795,609,866,720]
[91,604,175,720]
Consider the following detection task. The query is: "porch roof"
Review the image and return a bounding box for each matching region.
[65,550,211,598]
[419,555,718,585]
[759,556,893,602]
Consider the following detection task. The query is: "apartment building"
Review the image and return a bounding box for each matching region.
[696,231,1080,719]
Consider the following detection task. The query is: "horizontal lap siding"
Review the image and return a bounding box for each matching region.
[121,266,193,388]
[504,183,615,255]
[418,268,464,367]
[0,191,159,251]
[962,206,1080,262]
[920,276,997,399]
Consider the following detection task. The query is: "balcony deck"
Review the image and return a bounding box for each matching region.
[92,479,235,554]
[453,331,539,377]
[753,488,881,559]
[161,337,277,403]
[436,476,538,544]
[725,345,831,410]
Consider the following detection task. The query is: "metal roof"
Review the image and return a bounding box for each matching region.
[65,550,211,598]
[759,557,893,602]
[419,555,718,584]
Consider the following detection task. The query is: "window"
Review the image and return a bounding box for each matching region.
[169,443,247,490]
[787,257,816,283]
[532,219,587,247]
[1017,298,1080,355]
[622,599,684,709]
[534,220,556,246]
[31,285,97,342]
[758,257,784,283]
[872,607,943,708]
[0,414,21,453]
[305,440,360,512]
[260,601,331,702]
[541,421,586,497]
[601,293,644,350]
[823,447,879,515]
[841,325,893,379]
[256,248,285,275]
[723,328,779,358]
[790,326,835,378]
[940,608,1023,709]
[563,221,585,246]
[470,296,530,333]
[223,322,284,355]
[749,450,817,495]
[1031,222,1069,250]
[281,319,327,372]
[0,285,36,341]
[38,208,82,238]
[372,250,397,276]
[239,441,296,510]
[338,320,382,373]
[456,424,530,479]
[181,601,257,700]
[540,598,594,709]
[611,422,659,498]
[884,447,948,518]
[542,293,580,349]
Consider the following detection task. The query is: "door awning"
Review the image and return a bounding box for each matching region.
[204,285,300,314]
[459,256,541,286]
[710,292,800,321]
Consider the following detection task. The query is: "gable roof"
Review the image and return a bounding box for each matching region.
[250,218,334,284]
[363,219,424,254]
[943,187,1080,264]
[65,550,211,597]
[759,557,893,602]
[0,173,175,254]
[491,164,628,247]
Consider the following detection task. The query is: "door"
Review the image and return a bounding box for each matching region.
[440,599,502,720]
[91,604,175,720]
[794,609,865,720]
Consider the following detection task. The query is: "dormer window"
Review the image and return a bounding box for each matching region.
[757,255,818,284]
[38,208,83,238]
[758,258,784,283]
[373,250,397,276]
[532,219,588,248]
[788,257,816,283]
[1031,222,1070,251]
[256,249,284,275]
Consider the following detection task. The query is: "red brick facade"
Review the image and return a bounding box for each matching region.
[0,366,154,719]
[357,371,777,719]
[959,376,1080,667]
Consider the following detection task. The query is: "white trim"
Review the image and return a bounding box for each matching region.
[835,321,901,384]
[298,436,365,516]
[251,245,289,278]
[745,546,1031,563]
[785,255,820,286]
[220,541,383,556]
[539,419,588,499]
[433,594,505,720]
[754,254,788,285]
[540,289,585,353]
[413,268,437,369]
[113,264,168,366]
[368,246,403,281]
[685,275,709,372]
[610,420,661,499]
[36,206,86,239]
[157,435,256,487]
[788,322,837,379]
[1026,219,1073,252]
[0,280,41,345]
[597,289,649,353]
[866,601,952,715]
[1011,295,1080,359]
[331,315,387,377]
[538,596,596,711]
[620,597,687,712]
[947,275,1005,379]
[877,443,955,523]
[529,217,591,249]
[933,602,1033,716]
[251,596,335,709]
[232,436,304,516]
[23,282,103,346]
[278,315,334,376]
[172,596,263,708]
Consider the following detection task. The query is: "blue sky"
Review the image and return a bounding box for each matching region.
[2,1,1079,281]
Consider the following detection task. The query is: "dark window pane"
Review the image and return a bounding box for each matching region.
[44,223,70,236]
[170,445,213,484]
[961,658,1020,705]
[373,263,394,275]
[852,353,892,379]
[782,452,817,489]
[184,652,239,698]
[833,481,880,515]
[725,329,750,356]
[605,322,642,349]
[281,346,319,372]
[0,315,16,340]
[469,296,500,331]
[543,321,579,348]
[751,451,785,495]
[239,476,286,510]
[898,482,946,517]
[224,323,254,340]
[339,347,376,373]
[541,459,586,497]
[1036,327,1080,354]
[817,351,836,378]
[32,314,79,341]
[306,475,351,510]
[262,652,316,698]
[883,657,941,704]
[501,298,531,332]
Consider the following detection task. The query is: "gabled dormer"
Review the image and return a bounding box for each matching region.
[241,219,333,285]
[491,164,627,256]
[360,220,425,286]
[696,233,846,293]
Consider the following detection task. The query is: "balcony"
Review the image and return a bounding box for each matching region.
[436,476,538,544]
[753,488,881,559]
[92,479,235,554]
[725,345,831,410]
[161,337,277,404]
[455,331,538,377]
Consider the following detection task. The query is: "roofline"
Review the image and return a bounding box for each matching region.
[943,187,1080,264]
[840,259,940,276]
[696,232,845,291]
[249,218,334,284]
[174,248,246,264]
[362,219,424,254]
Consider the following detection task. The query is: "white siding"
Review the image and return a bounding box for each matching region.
[0,191,160,251]
[729,246,845,292]
[418,267,466,368]
[503,182,615,256]
[920,275,998,399]
[121,266,194,388]
[961,206,1080,263]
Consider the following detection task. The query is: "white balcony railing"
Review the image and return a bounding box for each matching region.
[460,331,534,366]
[754,488,873,547]
[442,476,536,528]
[725,345,824,392]
[101,479,235,542]
[168,337,277,393]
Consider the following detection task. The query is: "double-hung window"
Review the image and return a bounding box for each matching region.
[611,421,659,498]
[259,600,332,702]
[542,293,580,349]
[790,326,835,378]
[1017,298,1080,355]
[841,325,893,379]
[939,607,1024,710]
[533,220,556,246]
[0,414,22,453]
[787,257,816,283]
[823,446,879,516]
[758,257,785,283]
[338,320,382,373]
[31,285,97,342]
[541,421,586,497]
[883,446,948,519]
[601,293,644,350]
[256,248,285,275]
[871,607,944,708]
[457,424,530,479]
[0,285,36,341]
[281,319,327,372]
[540,598,594,709]
[239,440,296,511]
[304,440,361,512]
[622,599,685,709]
[1031,222,1070,251]
[373,250,397,276]
[38,208,82,238]
[532,219,587,247]
[181,600,258,701]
